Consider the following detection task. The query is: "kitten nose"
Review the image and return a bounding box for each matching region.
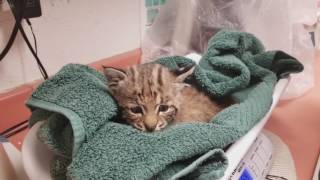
[144,122,157,132]
[144,117,157,132]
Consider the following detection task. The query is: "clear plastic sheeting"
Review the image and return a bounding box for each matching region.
[238,0,316,100]
[141,0,242,61]
[141,0,317,100]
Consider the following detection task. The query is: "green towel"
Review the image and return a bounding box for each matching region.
[27,30,303,180]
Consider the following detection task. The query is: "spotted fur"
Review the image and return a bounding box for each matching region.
[103,63,224,132]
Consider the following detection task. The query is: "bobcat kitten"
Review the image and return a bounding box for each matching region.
[103,63,225,132]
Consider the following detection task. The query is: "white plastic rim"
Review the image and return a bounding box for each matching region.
[21,121,53,180]
[221,78,290,179]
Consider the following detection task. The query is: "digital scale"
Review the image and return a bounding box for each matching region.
[228,133,274,180]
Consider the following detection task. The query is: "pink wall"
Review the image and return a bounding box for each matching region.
[0,0,144,92]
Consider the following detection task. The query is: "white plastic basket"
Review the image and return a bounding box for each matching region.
[21,54,289,180]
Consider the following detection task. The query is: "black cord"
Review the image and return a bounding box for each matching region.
[26,18,47,79]
[0,0,49,138]
[0,25,19,60]
[25,18,48,79]
[19,25,48,79]
[0,0,23,61]
[4,0,48,80]
[26,18,37,54]
[3,124,29,138]
[0,120,28,137]
[16,16,48,80]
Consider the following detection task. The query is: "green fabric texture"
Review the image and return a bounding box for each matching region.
[26,30,303,180]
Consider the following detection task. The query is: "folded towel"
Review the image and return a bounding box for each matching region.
[27,30,303,180]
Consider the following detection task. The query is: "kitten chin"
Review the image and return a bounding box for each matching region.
[103,63,231,132]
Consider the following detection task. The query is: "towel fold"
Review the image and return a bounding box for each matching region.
[27,30,303,180]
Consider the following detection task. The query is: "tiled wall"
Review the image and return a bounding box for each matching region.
[145,0,166,26]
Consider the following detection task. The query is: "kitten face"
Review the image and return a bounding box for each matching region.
[103,63,194,132]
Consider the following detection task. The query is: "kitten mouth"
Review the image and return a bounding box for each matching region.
[145,126,157,132]
[132,123,167,132]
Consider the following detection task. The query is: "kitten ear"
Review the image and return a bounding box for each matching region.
[173,64,195,83]
[102,66,127,88]
[172,82,191,92]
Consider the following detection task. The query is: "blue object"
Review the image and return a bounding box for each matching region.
[0,135,8,143]
[239,169,253,180]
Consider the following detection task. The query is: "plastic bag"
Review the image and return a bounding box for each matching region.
[238,0,317,100]
[142,0,242,61]
[141,0,317,100]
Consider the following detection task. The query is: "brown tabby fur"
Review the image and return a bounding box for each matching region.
[103,63,225,132]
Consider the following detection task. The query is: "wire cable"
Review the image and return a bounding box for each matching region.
[5,0,48,79]
[0,25,19,61]
[0,120,28,137]
[25,18,48,79]
[0,0,48,138]
[26,18,37,54]
[0,0,22,61]
[15,3,48,79]
[18,24,48,79]
[3,124,29,138]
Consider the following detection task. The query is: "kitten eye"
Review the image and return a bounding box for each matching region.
[130,106,143,114]
[158,105,169,112]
